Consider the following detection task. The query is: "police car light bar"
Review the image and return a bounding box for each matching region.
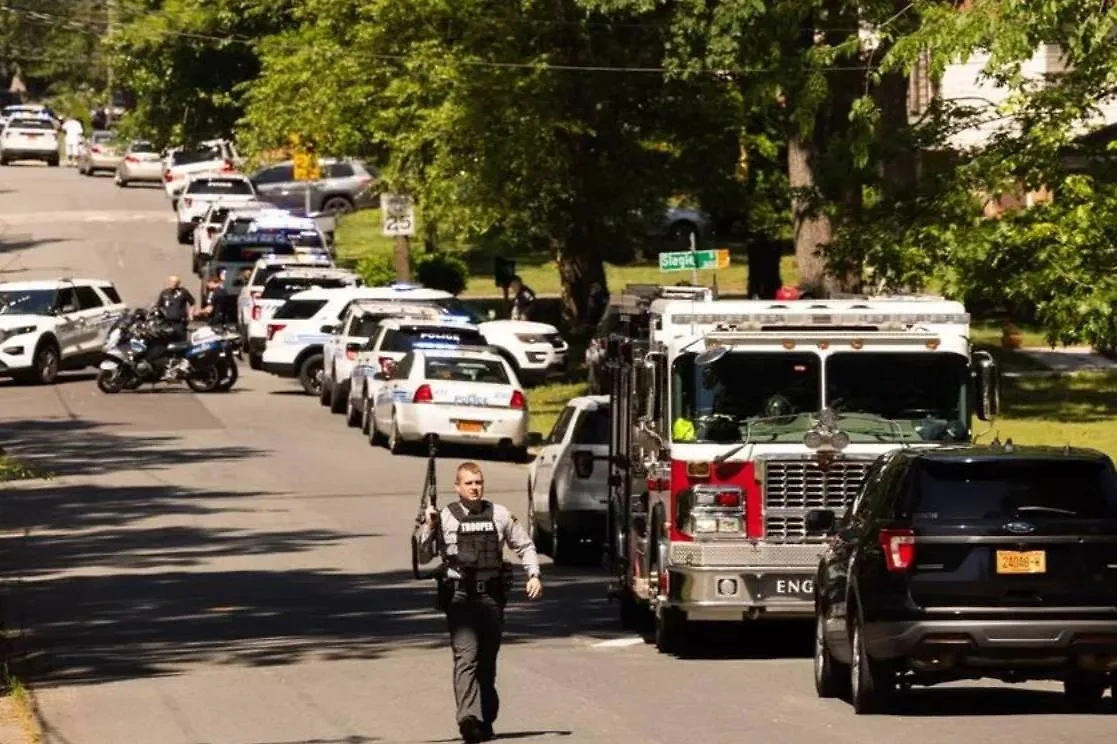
[670,311,970,328]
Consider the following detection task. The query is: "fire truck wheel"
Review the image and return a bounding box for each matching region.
[655,607,689,655]
[618,590,646,630]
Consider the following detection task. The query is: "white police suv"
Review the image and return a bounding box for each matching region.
[0,279,127,383]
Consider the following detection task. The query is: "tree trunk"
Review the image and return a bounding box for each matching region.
[393,236,411,281]
[788,135,830,296]
[556,238,607,336]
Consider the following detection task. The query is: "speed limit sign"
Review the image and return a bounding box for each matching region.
[381,194,416,237]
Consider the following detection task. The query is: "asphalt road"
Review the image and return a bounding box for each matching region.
[0,165,1112,744]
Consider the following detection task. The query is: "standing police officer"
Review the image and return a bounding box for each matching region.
[418,461,542,743]
[154,275,196,341]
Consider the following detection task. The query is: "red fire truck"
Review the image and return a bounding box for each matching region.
[603,289,1000,653]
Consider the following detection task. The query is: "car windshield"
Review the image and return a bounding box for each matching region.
[187,178,254,195]
[215,234,298,263]
[247,227,322,248]
[0,289,55,315]
[262,277,350,299]
[908,459,1117,522]
[432,297,485,324]
[826,352,970,443]
[424,356,510,384]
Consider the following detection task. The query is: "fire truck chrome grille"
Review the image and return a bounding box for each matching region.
[669,542,825,568]
[762,458,873,543]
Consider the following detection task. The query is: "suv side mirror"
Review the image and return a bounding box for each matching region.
[320,324,338,334]
[973,350,1000,421]
[60,303,78,314]
[805,509,836,535]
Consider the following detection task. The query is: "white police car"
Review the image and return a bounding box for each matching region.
[369,345,529,460]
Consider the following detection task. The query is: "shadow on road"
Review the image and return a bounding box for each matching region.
[888,687,1116,717]
[0,418,258,477]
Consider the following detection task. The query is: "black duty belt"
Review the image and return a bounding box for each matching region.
[452,577,503,595]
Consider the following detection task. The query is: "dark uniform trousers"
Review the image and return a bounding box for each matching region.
[447,586,505,726]
[443,500,507,731]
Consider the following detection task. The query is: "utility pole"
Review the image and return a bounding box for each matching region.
[104,0,117,127]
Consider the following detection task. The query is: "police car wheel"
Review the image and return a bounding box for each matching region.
[388,417,406,454]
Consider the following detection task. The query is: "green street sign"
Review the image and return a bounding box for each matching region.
[658,249,729,272]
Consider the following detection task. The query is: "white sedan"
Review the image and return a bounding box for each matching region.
[370,347,529,459]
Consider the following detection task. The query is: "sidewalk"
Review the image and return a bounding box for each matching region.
[1007,345,1117,377]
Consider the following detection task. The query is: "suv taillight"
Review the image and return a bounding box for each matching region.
[163,170,173,182]
[413,384,433,403]
[266,323,286,340]
[879,528,916,572]
[509,390,525,409]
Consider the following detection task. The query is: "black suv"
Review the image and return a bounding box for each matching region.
[808,443,1117,714]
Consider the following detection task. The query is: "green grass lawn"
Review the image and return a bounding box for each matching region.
[333,209,798,298]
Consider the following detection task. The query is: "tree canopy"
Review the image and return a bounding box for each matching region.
[14,0,1117,346]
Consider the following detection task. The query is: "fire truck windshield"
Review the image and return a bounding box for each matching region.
[826,351,969,441]
[671,349,970,444]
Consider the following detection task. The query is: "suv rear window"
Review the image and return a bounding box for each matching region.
[274,299,327,320]
[172,146,222,165]
[263,278,349,300]
[187,178,253,195]
[9,119,53,131]
[381,327,486,352]
[909,458,1117,522]
[424,356,509,384]
[574,406,611,445]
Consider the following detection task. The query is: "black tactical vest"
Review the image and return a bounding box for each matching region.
[448,500,503,579]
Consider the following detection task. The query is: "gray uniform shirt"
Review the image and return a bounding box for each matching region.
[418,500,541,579]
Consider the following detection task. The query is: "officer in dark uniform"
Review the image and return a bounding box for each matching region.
[508,276,536,321]
[418,461,542,743]
[197,272,235,327]
[154,274,196,342]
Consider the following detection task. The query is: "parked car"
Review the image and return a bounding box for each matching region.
[248,158,379,214]
[0,116,59,166]
[77,130,122,175]
[114,140,163,186]
[810,443,1117,714]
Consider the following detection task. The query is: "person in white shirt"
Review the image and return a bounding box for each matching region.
[61,118,84,166]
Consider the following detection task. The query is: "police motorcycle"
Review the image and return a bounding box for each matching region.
[96,307,233,394]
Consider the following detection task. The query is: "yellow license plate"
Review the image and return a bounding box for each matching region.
[456,421,484,432]
[995,550,1046,574]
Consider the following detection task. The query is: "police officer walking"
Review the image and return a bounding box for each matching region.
[418,461,543,743]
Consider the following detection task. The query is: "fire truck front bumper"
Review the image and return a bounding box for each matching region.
[660,542,824,621]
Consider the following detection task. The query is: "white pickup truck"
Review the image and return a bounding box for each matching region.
[163,139,242,207]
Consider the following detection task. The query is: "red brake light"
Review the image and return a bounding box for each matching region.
[879,528,916,572]
[91,145,102,153]
[266,323,286,340]
[126,155,139,163]
[509,390,525,409]
[413,384,433,403]
[163,170,173,182]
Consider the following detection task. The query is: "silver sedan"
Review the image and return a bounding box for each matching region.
[114,139,163,186]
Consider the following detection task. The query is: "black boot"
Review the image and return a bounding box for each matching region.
[459,716,485,743]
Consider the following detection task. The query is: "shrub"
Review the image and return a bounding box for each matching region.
[356,252,395,286]
[415,252,469,296]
